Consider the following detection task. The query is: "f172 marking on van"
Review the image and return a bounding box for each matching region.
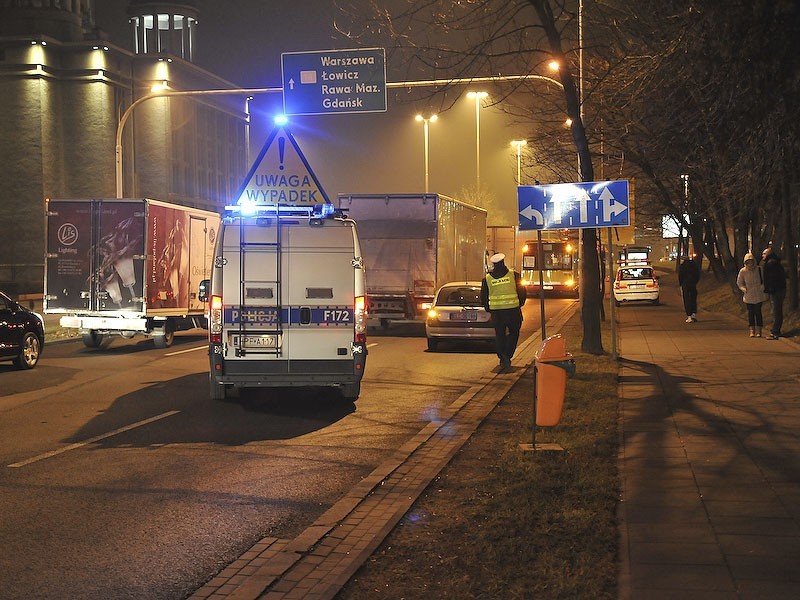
[322,309,352,323]
[289,307,354,325]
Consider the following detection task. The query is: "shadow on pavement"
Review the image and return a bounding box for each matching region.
[63,373,355,448]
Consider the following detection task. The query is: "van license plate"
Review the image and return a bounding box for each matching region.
[231,334,279,348]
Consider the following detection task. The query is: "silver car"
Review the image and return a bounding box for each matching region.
[425,282,494,351]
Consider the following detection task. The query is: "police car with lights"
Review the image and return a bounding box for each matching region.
[202,202,368,402]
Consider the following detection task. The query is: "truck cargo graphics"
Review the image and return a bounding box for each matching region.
[45,198,220,348]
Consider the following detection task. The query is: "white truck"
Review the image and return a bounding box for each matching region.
[44,198,219,348]
[204,203,367,402]
[487,225,519,270]
[336,193,487,327]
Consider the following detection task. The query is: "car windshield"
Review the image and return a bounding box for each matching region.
[437,286,482,306]
[619,268,653,280]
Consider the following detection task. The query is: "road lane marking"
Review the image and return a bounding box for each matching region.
[165,345,207,356]
[7,410,181,468]
[367,343,378,348]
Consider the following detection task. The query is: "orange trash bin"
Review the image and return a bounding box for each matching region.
[534,334,575,426]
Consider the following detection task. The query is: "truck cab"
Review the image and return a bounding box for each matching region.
[206,203,367,402]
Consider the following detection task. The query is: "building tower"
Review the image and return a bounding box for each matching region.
[0,0,96,43]
[0,0,245,294]
[127,0,198,61]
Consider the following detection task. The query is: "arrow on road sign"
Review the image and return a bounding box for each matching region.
[519,205,544,225]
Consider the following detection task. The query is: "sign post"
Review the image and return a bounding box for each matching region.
[282,48,387,116]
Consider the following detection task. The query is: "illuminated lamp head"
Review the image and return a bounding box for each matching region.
[274,114,289,126]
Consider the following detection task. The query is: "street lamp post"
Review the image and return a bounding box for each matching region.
[510,139,527,185]
[115,86,280,198]
[415,114,437,194]
[467,91,488,190]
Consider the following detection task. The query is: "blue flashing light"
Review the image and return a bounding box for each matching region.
[239,198,257,216]
[224,203,342,220]
[316,203,335,217]
[274,114,289,126]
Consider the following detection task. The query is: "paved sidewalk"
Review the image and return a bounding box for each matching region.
[617,285,800,599]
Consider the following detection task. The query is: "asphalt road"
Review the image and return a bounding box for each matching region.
[0,299,567,599]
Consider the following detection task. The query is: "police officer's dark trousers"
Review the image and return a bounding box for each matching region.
[492,307,523,362]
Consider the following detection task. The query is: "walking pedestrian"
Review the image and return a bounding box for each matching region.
[761,247,787,339]
[481,253,526,370]
[736,252,768,337]
[678,255,700,323]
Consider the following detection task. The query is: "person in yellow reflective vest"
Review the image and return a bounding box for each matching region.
[480,253,527,370]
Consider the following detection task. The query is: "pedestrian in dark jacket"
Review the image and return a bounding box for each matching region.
[480,253,526,371]
[678,256,700,323]
[761,247,787,339]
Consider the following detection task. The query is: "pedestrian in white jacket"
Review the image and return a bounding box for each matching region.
[736,252,768,337]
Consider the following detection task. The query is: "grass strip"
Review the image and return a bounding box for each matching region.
[338,314,619,599]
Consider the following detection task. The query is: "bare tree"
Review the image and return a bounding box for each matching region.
[337,0,606,353]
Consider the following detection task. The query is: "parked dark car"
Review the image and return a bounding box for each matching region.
[0,290,45,369]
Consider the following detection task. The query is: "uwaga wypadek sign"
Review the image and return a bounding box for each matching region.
[235,126,330,206]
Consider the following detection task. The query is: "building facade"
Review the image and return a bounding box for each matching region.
[0,0,248,294]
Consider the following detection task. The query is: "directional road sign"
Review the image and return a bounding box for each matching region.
[518,180,630,231]
[282,48,387,116]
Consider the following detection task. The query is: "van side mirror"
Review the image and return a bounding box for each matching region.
[199,279,210,302]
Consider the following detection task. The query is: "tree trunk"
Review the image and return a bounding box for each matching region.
[531,0,603,354]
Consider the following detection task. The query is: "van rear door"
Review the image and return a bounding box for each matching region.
[284,223,357,362]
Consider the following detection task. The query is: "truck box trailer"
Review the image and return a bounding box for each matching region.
[44,198,220,348]
[487,225,519,270]
[337,193,487,326]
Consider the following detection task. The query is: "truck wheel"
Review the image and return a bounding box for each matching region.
[210,376,227,401]
[153,321,175,348]
[427,338,439,351]
[340,382,360,403]
[82,331,105,348]
[14,332,41,369]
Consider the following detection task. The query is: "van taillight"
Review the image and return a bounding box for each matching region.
[210,295,223,343]
[354,295,367,343]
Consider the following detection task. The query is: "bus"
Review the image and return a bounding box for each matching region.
[520,237,579,297]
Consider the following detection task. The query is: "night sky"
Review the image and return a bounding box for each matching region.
[94,1,525,225]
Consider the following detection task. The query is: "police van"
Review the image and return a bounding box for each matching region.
[203,203,367,402]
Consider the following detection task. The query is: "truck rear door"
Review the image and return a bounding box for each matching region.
[45,200,145,314]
